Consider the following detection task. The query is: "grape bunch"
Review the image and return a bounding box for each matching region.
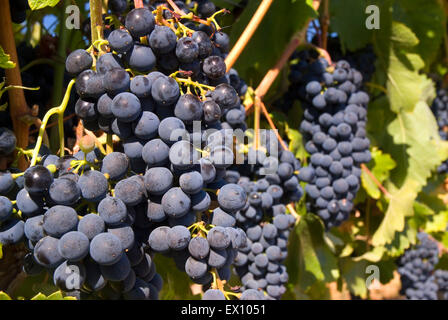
[285,50,371,229]
[397,232,440,300]
[325,38,376,83]
[215,147,303,300]
[0,2,258,300]
[430,86,448,174]
[0,158,164,300]
[234,214,295,300]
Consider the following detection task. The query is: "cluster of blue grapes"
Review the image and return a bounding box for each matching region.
[430,86,448,174]
[397,232,443,300]
[284,50,371,229]
[215,148,302,300]
[0,155,164,300]
[326,38,376,83]
[0,1,257,300]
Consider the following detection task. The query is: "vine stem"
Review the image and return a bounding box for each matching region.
[90,0,104,45]
[259,100,289,151]
[0,0,31,170]
[20,58,58,73]
[165,0,215,27]
[50,0,71,154]
[166,0,186,15]
[287,203,300,221]
[254,26,309,101]
[320,0,330,51]
[106,134,113,154]
[360,164,391,198]
[72,119,84,154]
[134,0,143,8]
[225,0,273,72]
[29,113,76,134]
[30,80,76,167]
[254,96,261,150]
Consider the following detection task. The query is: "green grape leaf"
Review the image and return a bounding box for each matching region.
[340,258,369,299]
[329,0,373,52]
[46,291,64,300]
[30,293,48,300]
[389,21,419,47]
[425,210,448,233]
[435,254,448,270]
[285,103,307,161]
[286,128,307,162]
[372,5,435,114]
[361,149,396,199]
[383,218,418,257]
[0,291,11,300]
[28,0,61,10]
[393,0,446,69]
[0,46,16,69]
[353,246,385,262]
[372,183,417,246]
[370,99,448,246]
[285,214,339,292]
[441,233,448,249]
[46,290,76,300]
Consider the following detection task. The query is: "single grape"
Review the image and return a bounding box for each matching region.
[107,225,135,251]
[53,261,86,291]
[34,236,64,268]
[176,37,199,63]
[65,49,93,77]
[132,111,160,140]
[161,187,191,218]
[48,178,80,206]
[125,8,155,38]
[0,219,24,245]
[126,44,156,72]
[149,25,177,54]
[202,289,225,300]
[203,56,226,79]
[111,92,142,123]
[115,176,145,206]
[107,29,133,54]
[185,256,208,279]
[43,205,78,238]
[174,94,203,124]
[144,167,173,196]
[78,170,108,202]
[78,214,105,240]
[90,232,123,266]
[167,226,191,251]
[0,196,13,222]
[0,128,16,156]
[58,231,90,261]
[101,152,129,181]
[24,165,53,195]
[151,76,180,106]
[148,226,170,253]
[102,67,130,96]
[98,197,128,227]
